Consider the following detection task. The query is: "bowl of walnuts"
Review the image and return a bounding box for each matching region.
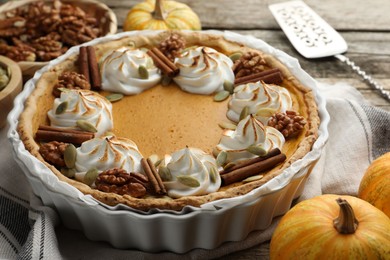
[0,0,117,80]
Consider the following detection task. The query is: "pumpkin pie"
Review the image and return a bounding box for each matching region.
[18,31,319,211]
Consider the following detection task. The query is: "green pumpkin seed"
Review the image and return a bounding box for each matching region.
[83,168,99,186]
[158,166,172,181]
[127,41,136,47]
[214,90,230,102]
[239,106,250,121]
[146,57,154,69]
[177,175,200,187]
[223,80,234,94]
[148,154,159,165]
[218,121,237,130]
[64,144,77,168]
[161,74,172,86]
[216,150,227,167]
[209,167,218,183]
[105,93,124,103]
[242,175,264,183]
[61,168,76,178]
[223,162,236,171]
[76,120,98,133]
[138,65,149,79]
[256,108,277,117]
[55,101,68,114]
[57,87,69,93]
[229,52,242,62]
[246,144,267,156]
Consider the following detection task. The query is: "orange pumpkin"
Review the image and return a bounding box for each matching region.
[123,0,201,31]
[270,194,390,259]
[358,152,390,217]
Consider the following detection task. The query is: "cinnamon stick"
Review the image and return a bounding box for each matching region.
[220,153,286,186]
[78,46,90,83]
[147,47,179,77]
[141,158,166,195]
[220,148,281,175]
[38,125,94,136]
[35,129,94,145]
[87,46,101,90]
[234,68,283,86]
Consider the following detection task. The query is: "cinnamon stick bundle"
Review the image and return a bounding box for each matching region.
[220,152,286,186]
[78,46,101,90]
[147,47,179,78]
[141,158,166,195]
[234,68,283,86]
[36,125,94,145]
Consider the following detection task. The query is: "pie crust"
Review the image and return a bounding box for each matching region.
[18,31,320,211]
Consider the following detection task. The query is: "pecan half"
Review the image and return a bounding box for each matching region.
[95,168,148,198]
[158,33,186,61]
[233,51,267,78]
[39,141,68,168]
[268,110,307,138]
[53,71,91,97]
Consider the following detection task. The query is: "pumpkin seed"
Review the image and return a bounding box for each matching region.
[127,41,135,47]
[64,144,77,168]
[177,175,200,187]
[256,108,277,117]
[105,93,124,103]
[57,87,69,93]
[83,168,99,186]
[242,175,264,183]
[55,101,68,114]
[223,162,236,171]
[161,74,172,86]
[216,150,227,167]
[223,80,234,94]
[214,90,230,102]
[146,57,154,69]
[246,144,267,156]
[239,106,250,121]
[218,121,237,130]
[158,166,172,181]
[61,168,76,178]
[148,154,159,165]
[209,167,218,183]
[229,52,242,62]
[138,65,149,79]
[154,158,163,167]
[76,120,98,133]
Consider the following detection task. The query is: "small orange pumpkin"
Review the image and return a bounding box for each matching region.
[358,152,390,217]
[270,194,390,259]
[123,0,201,31]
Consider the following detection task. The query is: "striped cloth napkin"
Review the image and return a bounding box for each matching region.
[1,82,389,259]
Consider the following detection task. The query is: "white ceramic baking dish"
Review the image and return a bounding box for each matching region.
[8,30,329,253]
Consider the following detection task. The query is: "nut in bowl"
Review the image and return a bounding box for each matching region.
[0,55,22,128]
[8,30,329,252]
[0,0,117,80]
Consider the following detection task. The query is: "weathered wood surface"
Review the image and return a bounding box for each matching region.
[100,0,389,259]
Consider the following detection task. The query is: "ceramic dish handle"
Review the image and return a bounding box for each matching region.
[335,54,390,102]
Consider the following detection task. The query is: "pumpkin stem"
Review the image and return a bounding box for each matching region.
[333,198,359,234]
[153,0,166,20]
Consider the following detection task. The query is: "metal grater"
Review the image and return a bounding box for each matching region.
[269,0,390,102]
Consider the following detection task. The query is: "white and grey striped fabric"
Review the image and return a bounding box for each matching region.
[1,83,389,259]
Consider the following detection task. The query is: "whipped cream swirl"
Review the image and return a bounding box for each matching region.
[173,46,235,94]
[161,147,221,198]
[47,89,113,136]
[101,47,161,95]
[75,136,143,173]
[227,81,292,124]
[216,114,285,163]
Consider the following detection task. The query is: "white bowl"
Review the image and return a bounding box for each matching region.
[7,30,329,253]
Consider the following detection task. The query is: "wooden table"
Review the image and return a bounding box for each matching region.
[100,0,390,258]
